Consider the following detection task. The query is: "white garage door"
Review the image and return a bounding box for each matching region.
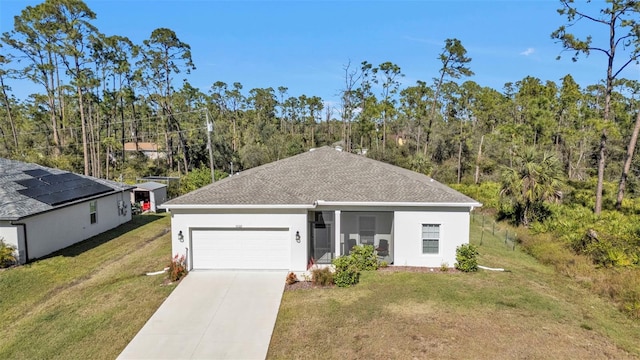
[191,228,290,270]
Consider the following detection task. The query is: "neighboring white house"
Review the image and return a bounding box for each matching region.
[0,158,133,264]
[161,147,481,273]
[131,181,167,212]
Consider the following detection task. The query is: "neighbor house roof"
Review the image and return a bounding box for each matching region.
[134,181,167,191]
[164,147,481,209]
[124,142,160,152]
[0,158,134,221]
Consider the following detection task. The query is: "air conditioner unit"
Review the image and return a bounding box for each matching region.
[118,200,127,216]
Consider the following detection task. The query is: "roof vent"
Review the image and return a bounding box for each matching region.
[335,146,343,152]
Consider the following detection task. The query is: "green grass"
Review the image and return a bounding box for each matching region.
[0,214,175,359]
[268,218,640,359]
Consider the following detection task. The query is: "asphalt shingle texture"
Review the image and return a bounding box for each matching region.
[165,147,479,206]
[0,158,133,220]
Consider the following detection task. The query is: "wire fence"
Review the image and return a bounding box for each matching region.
[471,212,518,251]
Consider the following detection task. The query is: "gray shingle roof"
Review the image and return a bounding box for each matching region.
[164,147,480,207]
[134,181,167,191]
[0,158,133,220]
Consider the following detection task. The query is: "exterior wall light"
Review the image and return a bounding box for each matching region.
[178,230,184,242]
[295,231,301,243]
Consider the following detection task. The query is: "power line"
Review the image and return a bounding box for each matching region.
[11,108,210,137]
[10,126,208,153]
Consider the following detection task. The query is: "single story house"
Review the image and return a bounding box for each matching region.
[161,146,481,273]
[131,181,167,212]
[0,158,133,264]
[124,142,165,160]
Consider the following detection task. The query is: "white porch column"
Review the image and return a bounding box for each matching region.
[334,210,341,258]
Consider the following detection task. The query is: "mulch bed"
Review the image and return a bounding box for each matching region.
[285,266,460,291]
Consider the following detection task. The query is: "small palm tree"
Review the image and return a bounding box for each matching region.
[0,239,17,268]
[500,147,564,226]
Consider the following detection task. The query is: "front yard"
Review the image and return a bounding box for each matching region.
[268,219,640,359]
[0,214,174,359]
[2,212,639,359]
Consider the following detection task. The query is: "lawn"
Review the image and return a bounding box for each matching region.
[0,214,175,359]
[268,218,640,359]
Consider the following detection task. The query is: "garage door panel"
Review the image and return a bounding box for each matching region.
[192,229,290,270]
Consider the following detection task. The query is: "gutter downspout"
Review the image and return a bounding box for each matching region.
[10,221,28,264]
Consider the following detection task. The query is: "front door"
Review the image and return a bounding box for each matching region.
[309,211,335,264]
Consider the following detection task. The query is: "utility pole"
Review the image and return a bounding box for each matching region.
[205,110,215,183]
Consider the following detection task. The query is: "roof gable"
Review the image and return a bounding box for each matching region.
[165,147,480,207]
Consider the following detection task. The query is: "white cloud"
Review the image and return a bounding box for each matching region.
[520,48,535,56]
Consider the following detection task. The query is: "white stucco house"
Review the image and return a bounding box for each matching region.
[0,158,133,264]
[161,146,481,273]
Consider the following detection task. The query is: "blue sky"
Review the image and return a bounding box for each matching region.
[2,0,639,106]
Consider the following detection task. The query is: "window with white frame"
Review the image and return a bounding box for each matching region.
[422,224,440,254]
[90,200,97,224]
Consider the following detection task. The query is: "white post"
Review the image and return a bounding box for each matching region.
[334,210,341,257]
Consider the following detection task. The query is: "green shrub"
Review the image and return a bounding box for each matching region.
[0,239,17,268]
[455,244,479,272]
[179,167,228,195]
[451,182,501,209]
[350,244,379,271]
[332,256,359,287]
[311,267,334,286]
[168,254,187,282]
[440,262,450,272]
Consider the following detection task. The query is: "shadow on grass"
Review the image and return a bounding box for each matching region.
[39,214,167,261]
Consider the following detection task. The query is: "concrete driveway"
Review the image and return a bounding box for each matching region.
[118,270,287,360]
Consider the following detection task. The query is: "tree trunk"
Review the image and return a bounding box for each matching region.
[55,56,66,148]
[175,119,189,173]
[311,125,315,148]
[79,85,90,176]
[164,127,173,169]
[616,110,640,210]
[87,101,97,176]
[424,72,445,155]
[48,52,61,156]
[475,134,484,184]
[594,130,607,215]
[382,111,386,153]
[94,102,101,178]
[0,74,18,150]
[595,11,615,215]
[457,139,463,184]
[48,87,60,156]
[233,113,237,152]
[0,125,8,153]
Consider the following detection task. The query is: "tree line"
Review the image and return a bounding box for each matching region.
[1,0,640,219]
